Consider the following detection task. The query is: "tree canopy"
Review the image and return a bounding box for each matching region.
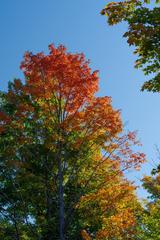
[135,164,160,240]
[101,0,160,92]
[0,45,145,240]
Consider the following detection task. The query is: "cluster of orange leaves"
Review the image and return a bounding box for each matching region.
[0,45,122,147]
[79,162,141,239]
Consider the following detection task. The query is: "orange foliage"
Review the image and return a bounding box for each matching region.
[20,44,99,112]
[81,230,92,240]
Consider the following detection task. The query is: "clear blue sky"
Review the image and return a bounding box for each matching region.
[0,0,159,198]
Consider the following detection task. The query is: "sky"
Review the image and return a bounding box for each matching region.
[0,0,160,198]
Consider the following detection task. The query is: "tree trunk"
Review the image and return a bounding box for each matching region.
[58,157,65,240]
[45,155,53,240]
[13,208,20,240]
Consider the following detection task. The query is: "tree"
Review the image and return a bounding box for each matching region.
[101,0,160,92]
[135,165,160,239]
[0,45,145,239]
[79,162,142,240]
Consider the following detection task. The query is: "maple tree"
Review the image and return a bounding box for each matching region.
[134,164,160,240]
[0,45,145,240]
[79,163,142,240]
[101,0,160,92]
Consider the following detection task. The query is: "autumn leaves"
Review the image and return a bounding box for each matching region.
[0,45,146,239]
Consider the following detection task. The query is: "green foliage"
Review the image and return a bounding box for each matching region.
[136,165,160,239]
[101,0,160,92]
